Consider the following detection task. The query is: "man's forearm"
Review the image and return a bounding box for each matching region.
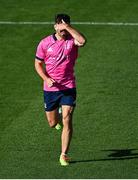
[35,60,55,87]
[66,25,86,45]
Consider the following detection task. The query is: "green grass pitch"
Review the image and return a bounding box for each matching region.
[0,0,138,178]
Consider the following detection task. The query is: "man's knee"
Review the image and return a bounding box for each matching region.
[45,110,58,128]
[48,119,57,128]
[45,115,57,128]
[63,111,71,121]
[62,107,74,120]
[62,108,74,128]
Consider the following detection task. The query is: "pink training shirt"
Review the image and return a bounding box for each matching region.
[35,34,78,91]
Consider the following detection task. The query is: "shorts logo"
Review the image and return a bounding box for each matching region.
[44,103,47,109]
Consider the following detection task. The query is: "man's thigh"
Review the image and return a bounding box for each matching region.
[62,105,75,124]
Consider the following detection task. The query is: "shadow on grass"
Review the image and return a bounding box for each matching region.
[70,149,138,164]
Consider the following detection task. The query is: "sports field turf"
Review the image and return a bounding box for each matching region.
[0,0,138,178]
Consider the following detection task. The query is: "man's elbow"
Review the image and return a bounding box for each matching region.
[81,37,86,44]
[78,38,87,47]
[81,38,86,46]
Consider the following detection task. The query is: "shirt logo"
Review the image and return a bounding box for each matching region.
[47,47,53,52]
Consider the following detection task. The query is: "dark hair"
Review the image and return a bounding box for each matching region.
[55,13,70,24]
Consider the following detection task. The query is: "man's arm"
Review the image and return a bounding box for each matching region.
[35,59,55,87]
[55,20,86,47]
[65,24,86,47]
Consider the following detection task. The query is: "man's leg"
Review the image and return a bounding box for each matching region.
[59,105,74,165]
[61,105,74,154]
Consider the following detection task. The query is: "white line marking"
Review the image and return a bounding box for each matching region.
[0,21,54,25]
[0,21,138,26]
[73,22,138,26]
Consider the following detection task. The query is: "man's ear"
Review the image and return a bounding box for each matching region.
[54,24,57,31]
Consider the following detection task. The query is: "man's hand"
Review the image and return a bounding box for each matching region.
[45,77,55,87]
[54,19,69,31]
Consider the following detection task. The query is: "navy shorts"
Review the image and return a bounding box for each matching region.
[44,88,77,111]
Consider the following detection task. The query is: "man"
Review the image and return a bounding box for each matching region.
[35,14,86,166]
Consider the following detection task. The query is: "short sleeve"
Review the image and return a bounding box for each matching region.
[35,40,45,61]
